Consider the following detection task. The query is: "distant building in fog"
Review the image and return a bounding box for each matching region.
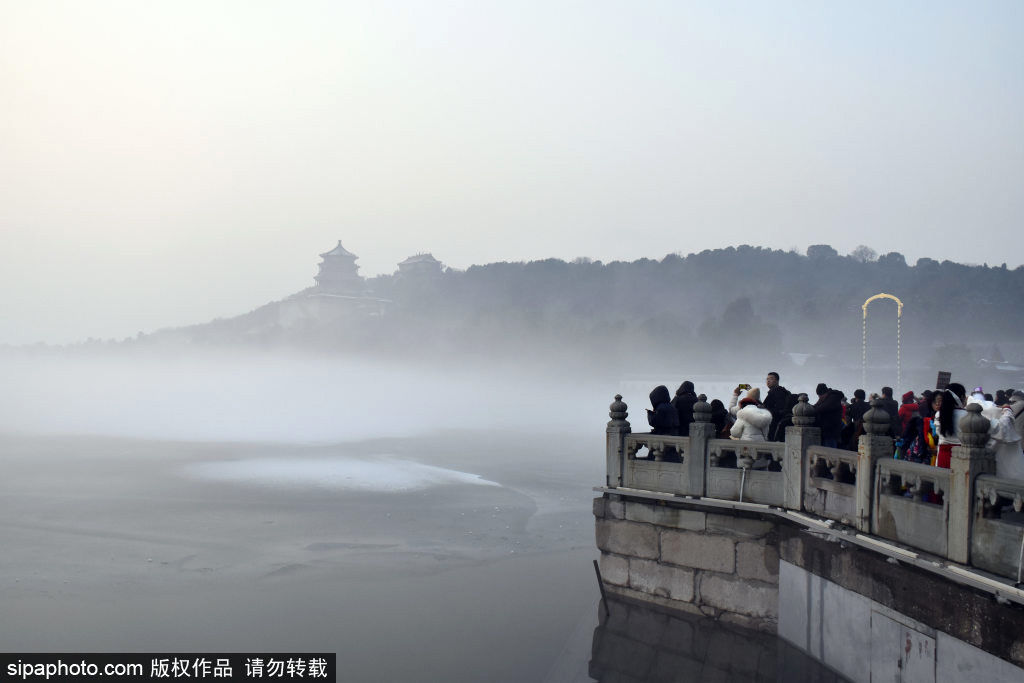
[396,253,443,279]
[314,241,363,294]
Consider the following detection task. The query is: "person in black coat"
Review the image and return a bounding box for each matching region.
[878,386,900,438]
[647,385,680,436]
[770,393,801,441]
[762,372,791,442]
[710,399,731,437]
[671,381,698,436]
[814,383,844,448]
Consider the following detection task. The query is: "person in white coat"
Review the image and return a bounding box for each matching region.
[730,393,773,442]
[968,394,1023,479]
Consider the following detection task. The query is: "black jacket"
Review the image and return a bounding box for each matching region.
[671,382,698,436]
[878,397,900,437]
[814,390,844,442]
[648,385,680,436]
[762,385,791,442]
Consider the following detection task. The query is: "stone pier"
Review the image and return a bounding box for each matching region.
[595,494,779,631]
[595,393,1024,680]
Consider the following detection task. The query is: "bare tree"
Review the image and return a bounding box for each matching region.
[850,245,878,262]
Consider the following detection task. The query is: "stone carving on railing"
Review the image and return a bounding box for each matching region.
[971,474,1024,581]
[624,434,689,463]
[878,459,947,504]
[805,445,858,524]
[621,433,697,496]
[608,394,629,426]
[808,446,857,484]
[692,399,712,425]
[792,394,816,427]
[706,439,786,505]
[873,458,950,556]
[606,395,631,488]
[977,476,1024,518]
[708,439,783,471]
[862,399,892,436]
[948,402,996,564]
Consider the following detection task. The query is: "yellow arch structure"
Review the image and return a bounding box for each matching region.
[862,293,904,390]
[862,293,903,318]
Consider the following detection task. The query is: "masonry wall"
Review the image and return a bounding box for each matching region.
[588,594,844,682]
[594,493,780,632]
[778,525,1024,677]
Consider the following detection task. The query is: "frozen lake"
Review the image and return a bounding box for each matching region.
[0,354,844,680]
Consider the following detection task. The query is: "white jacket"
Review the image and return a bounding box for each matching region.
[730,405,772,441]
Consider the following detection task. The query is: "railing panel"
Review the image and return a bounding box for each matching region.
[873,459,949,557]
[972,474,1024,581]
[804,445,858,524]
[622,434,695,496]
[705,439,785,505]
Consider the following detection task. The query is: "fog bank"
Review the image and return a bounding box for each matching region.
[0,349,611,442]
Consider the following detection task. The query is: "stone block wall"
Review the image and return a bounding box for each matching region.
[588,597,845,683]
[594,493,780,631]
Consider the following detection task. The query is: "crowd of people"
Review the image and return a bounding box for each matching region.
[646,373,1024,479]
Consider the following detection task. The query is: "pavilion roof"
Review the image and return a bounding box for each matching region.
[320,240,357,258]
[398,253,441,266]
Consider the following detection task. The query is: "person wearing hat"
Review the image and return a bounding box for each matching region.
[729,390,773,442]
[728,385,761,417]
[898,390,920,432]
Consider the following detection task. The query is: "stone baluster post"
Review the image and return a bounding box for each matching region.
[947,403,994,564]
[784,394,820,511]
[606,395,631,488]
[861,399,894,533]
[685,399,712,497]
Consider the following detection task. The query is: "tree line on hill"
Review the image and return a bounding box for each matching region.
[110,244,1024,381]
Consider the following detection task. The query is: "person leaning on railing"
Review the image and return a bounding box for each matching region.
[646,385,680,436]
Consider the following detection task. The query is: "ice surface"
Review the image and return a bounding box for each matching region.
[186,456,500,492]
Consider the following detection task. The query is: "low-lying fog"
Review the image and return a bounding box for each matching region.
[0,349,615,442]
[0,347,885,443]
[0,347,869,681]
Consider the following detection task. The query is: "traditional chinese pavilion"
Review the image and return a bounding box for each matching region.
[314,241,363,294]
[396,253,443,278]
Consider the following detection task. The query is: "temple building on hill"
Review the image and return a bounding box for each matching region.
[314,240,364,294]
[396,253,443,278]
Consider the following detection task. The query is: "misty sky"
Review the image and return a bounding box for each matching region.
[2,1,1022,345]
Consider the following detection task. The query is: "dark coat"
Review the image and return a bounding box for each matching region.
[762,385,791,442]
[648,385,680,436]
[878,397,900,437]
[847,399,871,425]
[671,381,698,436]
[814,390,844,442]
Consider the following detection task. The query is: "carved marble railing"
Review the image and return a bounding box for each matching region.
[605,395,1019,580]
[971,474,1024,581]
[873,458,950,557]
[706,438,785,505]
[804,445,858,524]
[622,434,697,495]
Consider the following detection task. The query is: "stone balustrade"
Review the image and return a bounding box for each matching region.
[972,474,1024,581]
[605,394,1024,582]
[873,458,950,557]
